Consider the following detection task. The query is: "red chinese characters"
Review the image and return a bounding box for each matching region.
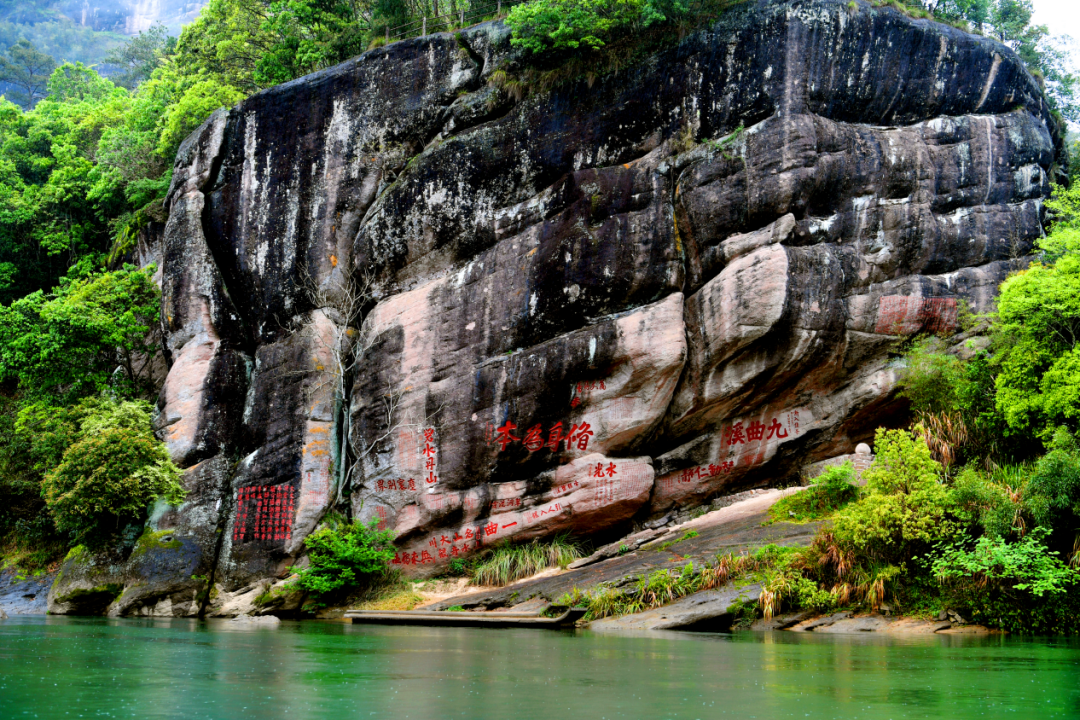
[494,421,520,451]
[524,502,564,524]
[551,480,580,497]
[233,485,297,543]
[487,419,594,453]
[589,462,618,478]
[491,497,522,510]
[421,427,439,485]
[722,414,800,448]
[376,478,419,491]
[522,424,544,452]
[678,462,735,484]
[570,379,607,408]
[766,418,787,440]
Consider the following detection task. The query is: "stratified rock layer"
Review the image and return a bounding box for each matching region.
[48,0,1062,614]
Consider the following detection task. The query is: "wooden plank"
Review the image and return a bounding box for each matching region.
[345,607,586,628]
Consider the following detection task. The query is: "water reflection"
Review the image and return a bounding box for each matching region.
[1,616,1078,719]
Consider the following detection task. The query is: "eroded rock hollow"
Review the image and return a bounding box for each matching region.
[49,0,1064,615]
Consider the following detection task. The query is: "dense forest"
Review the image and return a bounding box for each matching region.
[0,0,1079,629]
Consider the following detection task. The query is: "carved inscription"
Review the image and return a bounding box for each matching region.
[485,420,594,453]
[875,295,958,335]
[571,379,607,408]
[233,485,296,543]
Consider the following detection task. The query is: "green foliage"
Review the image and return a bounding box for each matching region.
[174,0,376,93]
[507,0,660,54]
[951,463,1027,538]
[1046,176,1080,232]
[928,527,1080,633]
[289,518,397,607]
[995,221,1080,442]
[930,527,1077,597]
[156,79,244,160]
[831,431,955,563]
[505,0,742,57]
[1023,429,1080,532]
[0,38,55,108]
[0,265,161,402]
[770,462,860,522]
[862,428,944,495]
[103,25,174,91]
[38,399,183,546]
[470,535,583,586]
[898,338,971,415]
[0,394,62,562]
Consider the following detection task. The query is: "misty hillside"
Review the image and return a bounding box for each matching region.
[0,0,205,65]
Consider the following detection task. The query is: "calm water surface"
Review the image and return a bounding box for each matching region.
[2,615,1079,719]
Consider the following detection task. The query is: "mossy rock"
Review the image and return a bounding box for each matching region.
[130,529,184,558]
[55,583,123,615]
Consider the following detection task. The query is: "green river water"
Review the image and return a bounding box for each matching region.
[2,616,1079,719]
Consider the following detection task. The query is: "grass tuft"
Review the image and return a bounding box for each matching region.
[471,535,584,587]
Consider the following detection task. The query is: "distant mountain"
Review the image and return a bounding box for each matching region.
[55,0,206,35]
[0,0,206,37]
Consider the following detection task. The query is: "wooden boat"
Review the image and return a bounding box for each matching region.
[344,607,586,629]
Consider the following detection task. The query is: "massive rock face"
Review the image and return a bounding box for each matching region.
[49,0,1063,614]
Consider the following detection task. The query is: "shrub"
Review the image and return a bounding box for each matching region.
[290,519,396,608]
[928,527,1080,634]
[1024,428,1080,532]
[770,462,860,522]
[898,338,970,414]
[41,427,184,546]
[951,464,1026,539]
[829,430,957,564]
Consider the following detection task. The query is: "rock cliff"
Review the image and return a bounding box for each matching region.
[49,0,1063,615]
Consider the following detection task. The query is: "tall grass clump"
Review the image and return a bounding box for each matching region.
[471,536,584,586]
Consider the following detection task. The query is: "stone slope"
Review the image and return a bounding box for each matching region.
[49,0,1062,615]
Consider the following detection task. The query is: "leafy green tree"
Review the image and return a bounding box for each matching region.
[507,0,674,54]
[174,0,374,92]
[40,403,184,547]
[0,39,55,108]
[157,78,244,160]
[0,264,161,402]
[1024,428,1080,532]
[103,24,175,90]
[924,0,990,29]
[994,226,1080,441]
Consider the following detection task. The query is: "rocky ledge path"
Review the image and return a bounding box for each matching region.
[432,491,994,635]
[430,488,817,612]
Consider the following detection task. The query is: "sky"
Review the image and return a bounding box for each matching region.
[1032,0,1080,42]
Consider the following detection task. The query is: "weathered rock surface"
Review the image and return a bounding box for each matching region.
[590,582,762,632]
[0,567,53,615]
[50,0,1064,614]
[776,612,964,634]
